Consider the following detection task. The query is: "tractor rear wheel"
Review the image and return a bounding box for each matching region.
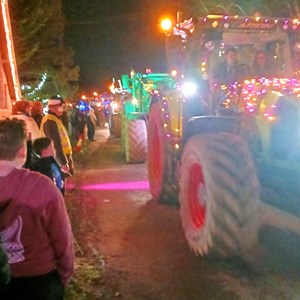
[179,132,260,257]
[110,113,121,137]
[124,119,147,163]
[147,102,176,204]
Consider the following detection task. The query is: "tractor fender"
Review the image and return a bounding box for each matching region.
[182,116,241,149]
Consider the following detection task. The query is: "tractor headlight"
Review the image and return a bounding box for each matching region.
[181,82,197,97]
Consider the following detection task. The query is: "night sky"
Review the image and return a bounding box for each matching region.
[63,0,182,92]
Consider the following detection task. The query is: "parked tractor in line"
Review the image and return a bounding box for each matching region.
[147,14,300,257]
[111,70,175,163]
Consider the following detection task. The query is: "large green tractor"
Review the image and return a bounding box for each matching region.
[147,14,300,257]
[112,71,175,163]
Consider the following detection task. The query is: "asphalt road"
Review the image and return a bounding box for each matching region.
[66,126,300,300]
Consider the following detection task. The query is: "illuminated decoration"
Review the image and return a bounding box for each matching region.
[25,73,47,97]
[169,15,300,41]
[21,84,31,91]
[201,61,207,73]
[111,102,118,111]
[212,21,218,28]
[1,0,21,101]
[109,83,115,94]
[224,22,230,29]
[77,100,88,111]
[171,69,178,77]
[181,82,197,96]
[161,18,172,31]
[160,96,181,150]
[214,77,300,119]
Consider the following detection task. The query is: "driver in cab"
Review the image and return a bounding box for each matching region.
[213,47,249,85]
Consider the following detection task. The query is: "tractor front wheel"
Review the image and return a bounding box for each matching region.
[179,132,260,257]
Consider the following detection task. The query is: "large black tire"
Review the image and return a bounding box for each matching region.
[147,102,177,204]
[124,119,147,163]
[110,113,121,137]
[179,132,260,257]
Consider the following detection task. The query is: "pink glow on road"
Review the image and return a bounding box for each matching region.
[66,180,149,191]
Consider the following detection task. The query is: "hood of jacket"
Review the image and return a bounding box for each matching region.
[0,168,42,231]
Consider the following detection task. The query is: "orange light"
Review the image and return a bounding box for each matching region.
[161,18,172,31]
[81,95,87,100]
[171,69,178,77]
[109,84,115,94]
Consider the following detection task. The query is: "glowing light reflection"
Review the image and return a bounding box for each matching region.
[66,180,149,191]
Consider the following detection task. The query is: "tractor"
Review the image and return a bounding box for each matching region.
[147,14,300,257]
[111,70,175,163]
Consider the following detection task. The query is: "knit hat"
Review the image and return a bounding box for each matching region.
[48,95,64,106]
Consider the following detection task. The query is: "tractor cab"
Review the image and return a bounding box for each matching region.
[165,15,300,116]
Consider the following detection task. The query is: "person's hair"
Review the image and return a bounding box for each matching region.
[31,101,43,116]
[253,50,266,63]
[251,50,268,71]
[32,137,52,156]
[12,100,31,115]
[0,118,26,160]
[225,47,237,55]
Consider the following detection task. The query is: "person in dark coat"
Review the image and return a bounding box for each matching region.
[213,47,249,85]
[70,103,86,151]
[86,105,97,141]
[31,101,44,128]
[27,137,65,195]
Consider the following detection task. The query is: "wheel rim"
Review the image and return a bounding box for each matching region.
[188,163,206,229]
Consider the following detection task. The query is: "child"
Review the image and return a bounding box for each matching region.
[27,137,65,194]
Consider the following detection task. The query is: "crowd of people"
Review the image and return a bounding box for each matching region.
[0,115,74,299]
[0,95,100,299]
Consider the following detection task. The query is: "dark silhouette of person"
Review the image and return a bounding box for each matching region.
[31,101,44,128]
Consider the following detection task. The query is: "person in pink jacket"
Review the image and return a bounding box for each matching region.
[0,118,74,299]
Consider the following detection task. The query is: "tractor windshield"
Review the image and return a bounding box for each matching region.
[209,29,294,83]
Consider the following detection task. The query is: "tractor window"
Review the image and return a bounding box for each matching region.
[209,30,293,83]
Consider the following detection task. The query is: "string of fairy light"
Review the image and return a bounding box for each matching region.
[214,77,300,119]
[172,15,300,40]
[1,0,21,101]
[21,72,47,98]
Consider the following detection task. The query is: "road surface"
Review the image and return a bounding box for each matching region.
[65,126,300,300]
